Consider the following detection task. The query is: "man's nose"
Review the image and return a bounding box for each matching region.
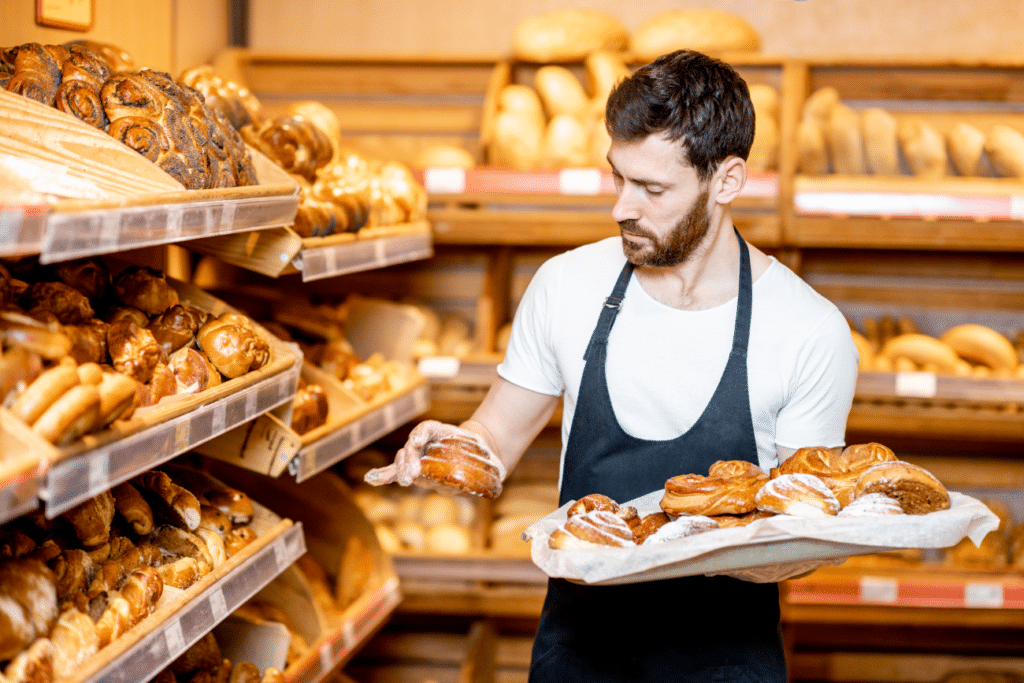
[611,185,640,223]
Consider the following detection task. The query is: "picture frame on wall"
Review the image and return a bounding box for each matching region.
[36,0,95,32]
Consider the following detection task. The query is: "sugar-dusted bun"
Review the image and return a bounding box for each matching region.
[838,492,904,517]
[632,512,671,544]
[643,515,719,544]
[420,434,503,499]
[660,460,768,517]
[778,446,859,507]
[854,461,950,515]
[755,473,840,518]
[566,493,618,518]
[548,509,635,550]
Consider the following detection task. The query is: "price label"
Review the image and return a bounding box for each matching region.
[209,587,228,620]
[1012,196,1024,220]
[174,420,191,453]
[558,168,602,195]
[417,356,461,378]
[99,212,120,249]
[164,618,185,654]
[894,371,937,398]
[859,576,898,603]
[211,404,226,435]
[319,645,333,673]
[273,539,289,571]
[218,203,236,232]
[87,455,109,494]
[964,581,1003,608]
[423,168,466,194]
[166,208,183,239]
[343,622,357,650]
[0,211,21,246]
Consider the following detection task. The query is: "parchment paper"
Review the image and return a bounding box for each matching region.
[523,490,999,586]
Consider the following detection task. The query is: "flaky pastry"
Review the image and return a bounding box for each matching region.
[548,510,635,549]
[660,460,768,516]
[854,461,950,515]
[755,473,840,518]
[420,434,504,498]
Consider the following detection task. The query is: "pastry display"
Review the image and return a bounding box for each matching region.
[0,467,261,678]
[0,258,275,447]
[156,630,285,683]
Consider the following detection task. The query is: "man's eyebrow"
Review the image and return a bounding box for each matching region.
[607,161,671,188]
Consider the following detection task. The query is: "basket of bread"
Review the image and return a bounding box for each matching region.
[524,443,1000,586]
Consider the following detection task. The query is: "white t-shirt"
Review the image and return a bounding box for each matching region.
[497,237,859,480]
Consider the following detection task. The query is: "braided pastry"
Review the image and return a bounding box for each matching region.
[660,460,768,517]
[241,114,333,181]
[755,473,840,518]
[179,64,264,130]
[420,434,504,498]
[548,509,635,549]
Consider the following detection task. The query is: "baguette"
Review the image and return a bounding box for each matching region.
[796,119,830,175]
[946,122,987,176]
[984,124,1024,178]
[826,103,867,175]
[898,120,949,178]
[50,607,99,679]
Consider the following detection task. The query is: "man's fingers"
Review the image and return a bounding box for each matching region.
[363,463,399,486]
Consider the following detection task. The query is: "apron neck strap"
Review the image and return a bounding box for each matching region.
[583,260,634,361]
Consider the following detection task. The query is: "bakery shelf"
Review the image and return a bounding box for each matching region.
[289,378,430,483]
[856,372,1024,405]
[185,221,434,281]
[0,203,49,257]
[286,575,403,683]
[393,551,546,585]
[39,280,303,517]
[71,511,306,683]
[0,410,51,524]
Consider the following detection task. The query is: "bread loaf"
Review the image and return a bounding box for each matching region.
[802,87,840,125]
[747,84,779,172]
[898,120,949,178]
[984,124,1024,178]
[585,50,630,103]
[947,122,988,176]
[542,114,589,168]
[796,119,830,175]
[512,9,628,62]
[50,607,99,679]
[860,107,899,175]
[826,103,867,175]
[490,110,543,170]
[534,66,589,121]
[630,10,760,63]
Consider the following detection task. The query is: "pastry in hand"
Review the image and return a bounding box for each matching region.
[755,473,840,517]
[854,461,950,515]
[660,460,768,517]
[420,434,504,498]
[548,509,635,549]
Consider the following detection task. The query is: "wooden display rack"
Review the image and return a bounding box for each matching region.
[783,56,1024,251]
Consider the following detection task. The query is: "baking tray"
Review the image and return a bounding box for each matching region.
[524,490,999,587]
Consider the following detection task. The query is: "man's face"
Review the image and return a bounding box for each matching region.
[608,134,712,268]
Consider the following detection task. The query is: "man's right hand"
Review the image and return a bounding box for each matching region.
[363,420,494,488]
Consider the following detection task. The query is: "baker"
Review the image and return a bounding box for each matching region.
[367,49,858,682]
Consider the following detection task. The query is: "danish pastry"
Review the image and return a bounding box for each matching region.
[755,473,840,517]
[548,510,635,549]
[660,460,768,517]
[854,461,950,515]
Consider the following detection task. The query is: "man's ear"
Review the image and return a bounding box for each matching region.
[713,156,747,204]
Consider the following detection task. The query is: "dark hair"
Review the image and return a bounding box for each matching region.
[605,50,755,182]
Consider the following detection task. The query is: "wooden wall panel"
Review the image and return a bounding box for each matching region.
[247,0,1024,59]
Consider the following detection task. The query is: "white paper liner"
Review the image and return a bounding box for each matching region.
[523,490,999,586]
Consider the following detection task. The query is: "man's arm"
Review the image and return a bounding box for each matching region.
[460,377,560,479]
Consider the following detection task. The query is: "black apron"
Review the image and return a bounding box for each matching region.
[528,229,786,683]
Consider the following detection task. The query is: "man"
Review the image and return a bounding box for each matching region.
[367,50,858,682]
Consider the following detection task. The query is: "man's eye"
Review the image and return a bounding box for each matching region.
[646,187,664,196]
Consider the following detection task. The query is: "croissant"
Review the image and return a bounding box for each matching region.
[660,460,768,517]
[133,470,202,530]
[111,482,155,535]
[118,566,163,624]
[63,490,116,549]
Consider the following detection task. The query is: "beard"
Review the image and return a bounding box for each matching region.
[619,188,711,267]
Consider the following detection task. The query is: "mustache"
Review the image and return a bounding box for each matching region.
[618,219,652,237]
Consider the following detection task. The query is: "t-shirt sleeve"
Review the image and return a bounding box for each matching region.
[774,307,858,450]
[496,257,565,397]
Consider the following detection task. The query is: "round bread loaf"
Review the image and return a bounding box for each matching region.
[512,9,628,63]
[854,461,950,515]
[630,10,760,63]
[420,434,503,498]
